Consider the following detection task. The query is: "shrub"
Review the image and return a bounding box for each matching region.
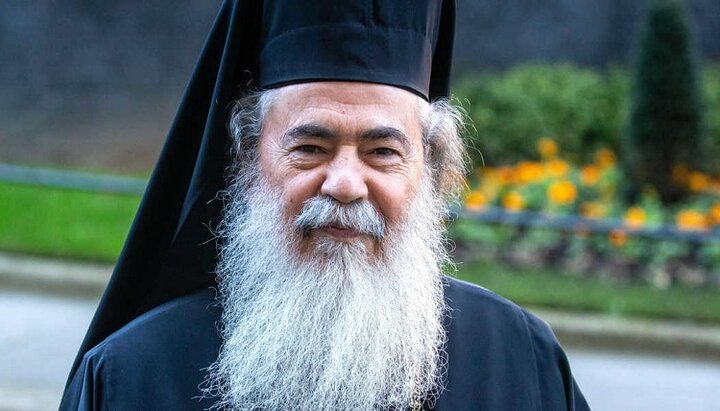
[453,64,628,167]
[625,0,703,203]
[454,63,720,178]
[704,64,720,174]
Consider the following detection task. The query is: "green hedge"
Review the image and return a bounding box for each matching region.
[453,63,720,173]
[704,64,720,172]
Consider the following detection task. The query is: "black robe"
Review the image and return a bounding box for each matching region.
[61,277,590,410]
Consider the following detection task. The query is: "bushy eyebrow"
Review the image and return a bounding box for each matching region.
[284,124,335,143]
[360,127,411,153]
[283,123,411,153]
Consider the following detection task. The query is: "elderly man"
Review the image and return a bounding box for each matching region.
[61,1,589,410]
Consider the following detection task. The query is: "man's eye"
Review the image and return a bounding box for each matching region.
[372,147,399,156]
[295,145,322,154]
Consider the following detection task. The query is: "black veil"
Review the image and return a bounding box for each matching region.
[63,0,455,397]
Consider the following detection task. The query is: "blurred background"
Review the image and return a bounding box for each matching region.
[1,1,720,410]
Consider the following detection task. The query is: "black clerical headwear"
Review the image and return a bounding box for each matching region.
[63,0,455,393]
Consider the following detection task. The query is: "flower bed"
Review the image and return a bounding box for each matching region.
[456,138,720,288]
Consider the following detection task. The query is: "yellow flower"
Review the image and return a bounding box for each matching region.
[537,138,558,159]
[580,201,606,219]
[676,210,707,231]
[595,148,616,169]
[708,203,720,226]
[502,191,525,211]
[580,164,601,186]
[514,161,544,184]
[609,229,627,248]
[547,180,577,205]
[623,206,646,229]
[545,159,570,178]
[688,171,710,193]
[464,190,487,211]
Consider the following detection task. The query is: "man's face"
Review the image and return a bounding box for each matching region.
[258,81,425,255]
[211,83,449,409]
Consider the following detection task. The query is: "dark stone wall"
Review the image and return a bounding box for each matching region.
[0,0,220,110]
[453,0,720,72]
[1,0,717,170]
[2,0,718,104]
[0,1,221,171]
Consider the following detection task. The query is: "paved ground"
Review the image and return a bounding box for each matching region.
[568,348,720,410]
[2,289,720,411]
[0,290,96,411]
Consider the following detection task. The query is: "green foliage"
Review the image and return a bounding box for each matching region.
[454,62,720,177]
[456,258,720,323]
[703,64,720,173]
[453,64,628,166]
[626,0,703,203]
[0,183,140,261]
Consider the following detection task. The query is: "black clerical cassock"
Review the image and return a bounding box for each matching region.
[61,1,590,409]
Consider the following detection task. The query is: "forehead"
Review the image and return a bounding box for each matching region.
[263,82,425,138]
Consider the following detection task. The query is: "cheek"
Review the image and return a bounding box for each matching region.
[370,179,417,223]
[369,162,425,224]
[279,172,325,218]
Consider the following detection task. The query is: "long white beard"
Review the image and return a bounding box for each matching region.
[204,172,450,410]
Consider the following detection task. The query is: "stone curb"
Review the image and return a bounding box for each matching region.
[534,309,720,362]
[0,252,110,298]
[2,251,720,361]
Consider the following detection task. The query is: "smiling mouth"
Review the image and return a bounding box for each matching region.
[319,225,361,239]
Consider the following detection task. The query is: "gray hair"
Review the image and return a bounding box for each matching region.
[227,88,469,201]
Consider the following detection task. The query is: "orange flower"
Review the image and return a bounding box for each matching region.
[580,164,601,186]
[609,229,627,247]
[496,166,515,185]
[464,191,487,211]
[708,203,720,226]
[547,180,578,205]
[502,191,525,211]
[580,202,606,219]
[688,171,710,193]
[545,159,570,178]
[623,206,646,229]
[595,148,616,169]
[676,210,707,231]
[537,138,558,159]
[514,161,544,184]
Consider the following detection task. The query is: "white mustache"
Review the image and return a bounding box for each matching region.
[293,196,386,239]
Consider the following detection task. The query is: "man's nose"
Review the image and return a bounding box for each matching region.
[320,149,368,203]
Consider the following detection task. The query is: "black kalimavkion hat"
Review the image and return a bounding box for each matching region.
[63,0,455,393]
